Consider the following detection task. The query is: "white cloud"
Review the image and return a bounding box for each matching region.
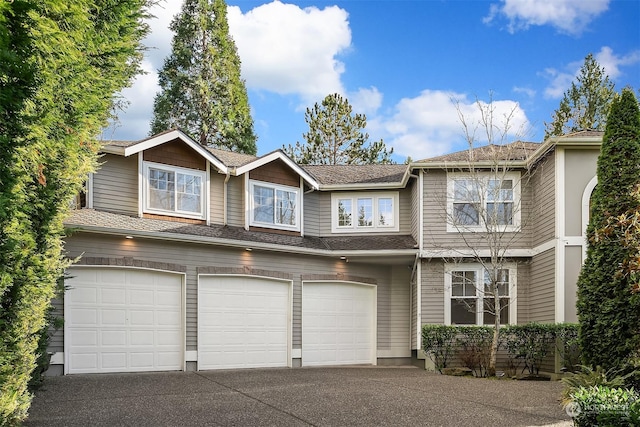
[373,90,530,160]
[228,1,351,101]
[595,46,640,79]
[485,0,610,35]
[348,87,383,116]
[542,47,640,99]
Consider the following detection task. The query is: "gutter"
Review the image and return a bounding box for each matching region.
[68,224,419,259]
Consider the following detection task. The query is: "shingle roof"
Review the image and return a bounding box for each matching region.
[204,147,257,168]
[558,130,604,138]
[417,141,541,163]
[302,164,408,185]
[65,209,417,252]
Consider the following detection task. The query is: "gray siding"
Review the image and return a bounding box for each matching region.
[411,278,418,349]
[410,178,419,244]
[226,175,245,227]
[530,152,556,247]
[377,265,411,355]
[564,246,582,323]
[209,170,225,225]
[420,259,445,324]
[564,149,599,237]
[93,154,138,215]
[529,248,555,323]
[62,233,405,356]
[302,191,320,236]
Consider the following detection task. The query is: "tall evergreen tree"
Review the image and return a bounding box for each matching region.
[150,0,256,154]
[0,1,150,422]
[284,93,394,165]
[576,88,640,371]
[544,53,616,140]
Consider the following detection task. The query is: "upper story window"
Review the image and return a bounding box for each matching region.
[444,264,517,326]
[143,162,206,219]
[249,180,300,231]
[331,192,399,233]
[447,172,520,232]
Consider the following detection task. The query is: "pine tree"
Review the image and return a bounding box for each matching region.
[576,88,640,371]
[544,53,616,140]
[284,93,394,165]
[150,0,256,154]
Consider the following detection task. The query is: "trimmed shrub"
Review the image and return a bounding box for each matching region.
[421,325,458,373]
[456,326,493,377]
[501,323,556,375]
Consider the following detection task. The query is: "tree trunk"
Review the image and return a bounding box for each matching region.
[488,293,501,376]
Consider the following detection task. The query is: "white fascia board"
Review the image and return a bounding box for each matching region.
[122,129,228,174]
[100,145,126,155]
[234,150,319,190]
[410,160,528,170]
[66,224,418,258]
[419,239,555,259]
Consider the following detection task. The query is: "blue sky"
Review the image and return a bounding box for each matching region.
[103,0,640,162]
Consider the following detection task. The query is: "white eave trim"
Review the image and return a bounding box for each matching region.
[121,129,228,174]
[234,150,319,190]
[419,238,555,259]
[65,224,417,258]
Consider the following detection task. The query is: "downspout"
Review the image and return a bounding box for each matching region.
[223,170,231,226]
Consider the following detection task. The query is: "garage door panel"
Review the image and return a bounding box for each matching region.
[66,268,183,374]
[198,276,290,370]
[303,282,375,367]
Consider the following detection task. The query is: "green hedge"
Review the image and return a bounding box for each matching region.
[421,323,579,376]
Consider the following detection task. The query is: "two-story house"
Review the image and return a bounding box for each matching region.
[46,128,602,375]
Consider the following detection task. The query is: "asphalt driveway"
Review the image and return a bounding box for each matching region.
[26,366,572,426]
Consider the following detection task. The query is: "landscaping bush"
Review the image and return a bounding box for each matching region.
[501,323,555,376]
[421,325,458,373]
[566,386,640,426]
[552,323,580,373]
[456,326,493,377]
[561,365,634,407]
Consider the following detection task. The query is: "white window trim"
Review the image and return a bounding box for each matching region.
[331,191,400,233]
[142,161,207,220]
[446,172,521,233]
[444,263,517,326]
[248,179,301,232]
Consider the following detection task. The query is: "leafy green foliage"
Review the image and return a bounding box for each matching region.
[284,93,394,165]
[544,53,616,140]
[567,385,639,427]
[577,88,640,373]
[561,365,634,406]
[501,323,556,375]
[0,1,150,423]
[150,0,257,154]
[551,323,580,373]
[421,325,459,373]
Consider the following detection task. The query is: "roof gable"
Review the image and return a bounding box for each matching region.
[108,129,228,173]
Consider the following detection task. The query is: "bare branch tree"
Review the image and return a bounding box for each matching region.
[425,93,536,374]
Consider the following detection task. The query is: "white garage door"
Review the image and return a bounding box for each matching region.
[198,275,290,370]
[65,267,183,374]
[302,282,376,366]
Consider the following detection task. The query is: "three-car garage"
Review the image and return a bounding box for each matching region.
[64,268,377,374]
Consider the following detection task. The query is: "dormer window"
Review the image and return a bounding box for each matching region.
[143,162,206,219]
[249,180,300,231]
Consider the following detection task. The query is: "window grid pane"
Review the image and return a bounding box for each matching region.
[338,199,352,227]
[357,198,373,227]
[275,189,296,225]
[149,168,175,211]
[378,197,394,226]
[253,185,274,224]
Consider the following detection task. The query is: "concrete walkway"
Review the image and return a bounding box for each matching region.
[26,366,572,426]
